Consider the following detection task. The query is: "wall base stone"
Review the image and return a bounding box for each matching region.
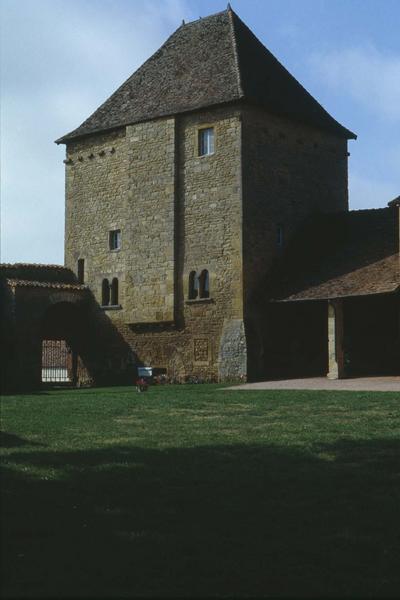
[218,319,247,382]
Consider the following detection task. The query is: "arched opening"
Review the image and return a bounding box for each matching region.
[102,278,110,306]
[188,271,198,300]
[111,278,119,306]
[199,270,209,299]
[41,302,90,387]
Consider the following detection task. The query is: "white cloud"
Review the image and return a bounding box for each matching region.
[0,0,190,263]
[309,45,400,122]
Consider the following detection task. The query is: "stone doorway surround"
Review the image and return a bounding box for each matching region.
[225,376,400,392]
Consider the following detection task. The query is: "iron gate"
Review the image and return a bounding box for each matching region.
[41,340,74,384]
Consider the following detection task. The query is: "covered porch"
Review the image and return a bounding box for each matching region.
[266,292,400,380]
[266,203,400,380]
[327,293,399,379]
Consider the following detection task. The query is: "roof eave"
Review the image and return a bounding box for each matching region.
[271,285,400,303]
[56,97,356,145]
[55,98,245,145]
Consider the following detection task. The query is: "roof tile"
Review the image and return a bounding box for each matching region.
[6,279,88,291]
[57,9,355,143]
[270,208,399,301]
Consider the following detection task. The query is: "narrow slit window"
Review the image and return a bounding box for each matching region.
[102,279,110,306]
[188,271,198,300]
[77,258,84,284]
[277,225,284,248]
[199,270,209,299]
[109,229,121,251]
[198,128,215,156]
[111,278,119,306]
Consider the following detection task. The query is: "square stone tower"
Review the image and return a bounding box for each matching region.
[57,8,355,382]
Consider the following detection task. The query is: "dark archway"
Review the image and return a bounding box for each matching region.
[42,302,80,341]
[41,302,90,387]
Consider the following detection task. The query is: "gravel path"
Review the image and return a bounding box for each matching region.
[226,376,400,392]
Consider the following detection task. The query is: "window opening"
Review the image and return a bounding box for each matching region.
[277,225,284,248]
[188,271,199,300]
[77,258,84,284]
[109,229,121,251]
[198,128,215,156]
[111,278,119,306]
[199,270,209,299]
[102,278,110,306]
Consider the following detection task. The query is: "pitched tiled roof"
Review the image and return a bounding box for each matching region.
[0,264,78,285]
[0,263,67,269]
[388,195,400,207]
[270,208,399,302]
[56,9,355,143]
[6,279,87,291]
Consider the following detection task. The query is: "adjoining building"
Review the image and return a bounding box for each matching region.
[266,203,400,380]
[1,8,399,391]
[0,264,137,392]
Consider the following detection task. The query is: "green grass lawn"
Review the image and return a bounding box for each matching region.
[1,384,399,598]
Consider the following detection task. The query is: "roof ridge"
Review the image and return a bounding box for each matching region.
[348,207,391,214]
[182,9,228,28]
[0,262,67,269]
[227,9,244,98]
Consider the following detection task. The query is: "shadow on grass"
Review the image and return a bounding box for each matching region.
[1,440,399,598]
[0,432,45,448]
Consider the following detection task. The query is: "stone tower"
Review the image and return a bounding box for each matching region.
[57,8,355,382]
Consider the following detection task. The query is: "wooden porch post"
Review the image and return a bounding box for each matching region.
[327,299,345,379]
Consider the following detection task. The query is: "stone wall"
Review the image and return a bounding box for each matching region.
[242,107,349,306]
[0,277,135,392]
[0,282,18,392]
[218,319,247,380]
[122,107,244,381]
[241,107,349,379]
[64,106,245,381]
[124,119,176,323]
[66,119,177,324]
[65,128,129,308]
[0,282,86,392]
[64,104,350,383]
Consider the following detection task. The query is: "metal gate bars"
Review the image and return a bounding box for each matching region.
[41,339,73,384]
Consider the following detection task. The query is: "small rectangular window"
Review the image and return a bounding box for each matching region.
[109,229,121,251]
[77,258,84,284]
[198,127,215,156]
[277,225,284,248]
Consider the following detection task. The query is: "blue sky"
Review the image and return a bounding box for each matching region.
[1,0,399,264]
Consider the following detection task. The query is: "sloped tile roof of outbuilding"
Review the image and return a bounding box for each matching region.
[56,9,355,143]
[270,207,400,302]
[6,279,87,291]
[0,264,78,286]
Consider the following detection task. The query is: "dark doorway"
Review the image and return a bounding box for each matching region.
[249,300,328,381]
[344,294,399,377]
